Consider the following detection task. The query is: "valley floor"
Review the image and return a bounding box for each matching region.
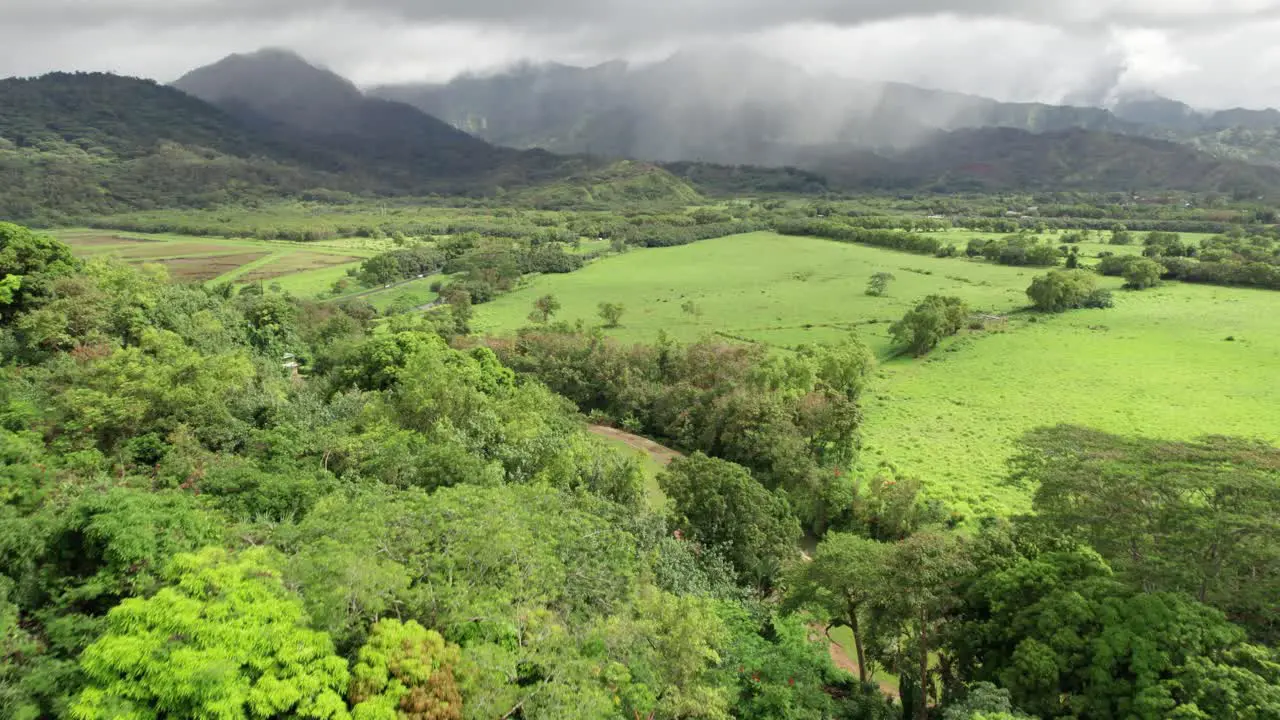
[476,232,1280,517]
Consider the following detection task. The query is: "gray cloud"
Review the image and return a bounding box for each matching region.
[8,0,1280,30]
[3,0,1280,108]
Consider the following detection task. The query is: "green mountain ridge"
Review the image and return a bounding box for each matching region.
[5,49,1280,225]
[813,127,1280,195]
[0,66,706,222]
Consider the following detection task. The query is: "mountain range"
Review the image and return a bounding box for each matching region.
[174,49,1280,197]
[371,47,1280,170]
[5,46,1280,224]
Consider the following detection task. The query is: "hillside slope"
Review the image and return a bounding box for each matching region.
[173,49,582,189]
[0,69,704,222]
[0,72,341,221]
[809,128,1280,194]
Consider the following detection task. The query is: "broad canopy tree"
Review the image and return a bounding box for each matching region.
[951,548,1280,720]
[70,547,352,720]
[660,453,802,588]
[890,295,969,356]
[1013,425,1280,643]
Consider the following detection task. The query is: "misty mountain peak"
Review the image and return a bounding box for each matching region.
[1110,91,1200,130]
[648,46,801,83]
[174,47,365,131]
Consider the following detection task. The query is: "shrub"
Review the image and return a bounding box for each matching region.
[1122,258,1165,290]
[890,295,970,356]
[1083,289,1114,309]
[1096,254,1138,276]
[865,272,895,297]
[1026,270,1101,313]
[597,302,624,328]
[1109,224,1133,245]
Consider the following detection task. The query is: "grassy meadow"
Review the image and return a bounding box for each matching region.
[861,281,1280,517]
[475,231,1280,518]
[474,231,1065,354]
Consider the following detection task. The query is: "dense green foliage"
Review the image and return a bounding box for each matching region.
[489,327,874,532]
[71,547,351,720]
[1025,270,1107,312]
[952,548,1280,719]
[1,226,913,720]
[775,219,951,257]
[964,235,1060,267]
[356,247,445,287]
[0,222,77,318]
[890,295,970,356]
[1013,425,1280,643]
[0,219,1277,720]
[1121,257,1165,289]
[348,619,462,720]
[660,454,801,588]
[1097,230,1280,290]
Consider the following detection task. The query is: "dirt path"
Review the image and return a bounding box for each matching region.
[586,425,683,466]
[819,626,899,698]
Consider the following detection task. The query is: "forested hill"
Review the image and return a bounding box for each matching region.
[809,127,1280,195]
[0,69,710,222]
[0,72,293,159]
[0,72,336,222]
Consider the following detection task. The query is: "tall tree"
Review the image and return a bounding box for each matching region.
[785,533,889,684]
[882,532,971,720]
[865,272,895,297]
[952,548,1280,719]
[597,301,624,328]
[0,222,76,319]
[528,294,561,324]
[890,295,969,356]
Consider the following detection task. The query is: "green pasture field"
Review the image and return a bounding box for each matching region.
[54,228,474,305]
[861,280,1280,518]
[54,228,372,294]
[474,231,1056,355]
[270,264,361,297]
[570,238,612,255]
[475,231,1280,518]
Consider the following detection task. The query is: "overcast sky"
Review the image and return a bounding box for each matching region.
[4,0,1280,109]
